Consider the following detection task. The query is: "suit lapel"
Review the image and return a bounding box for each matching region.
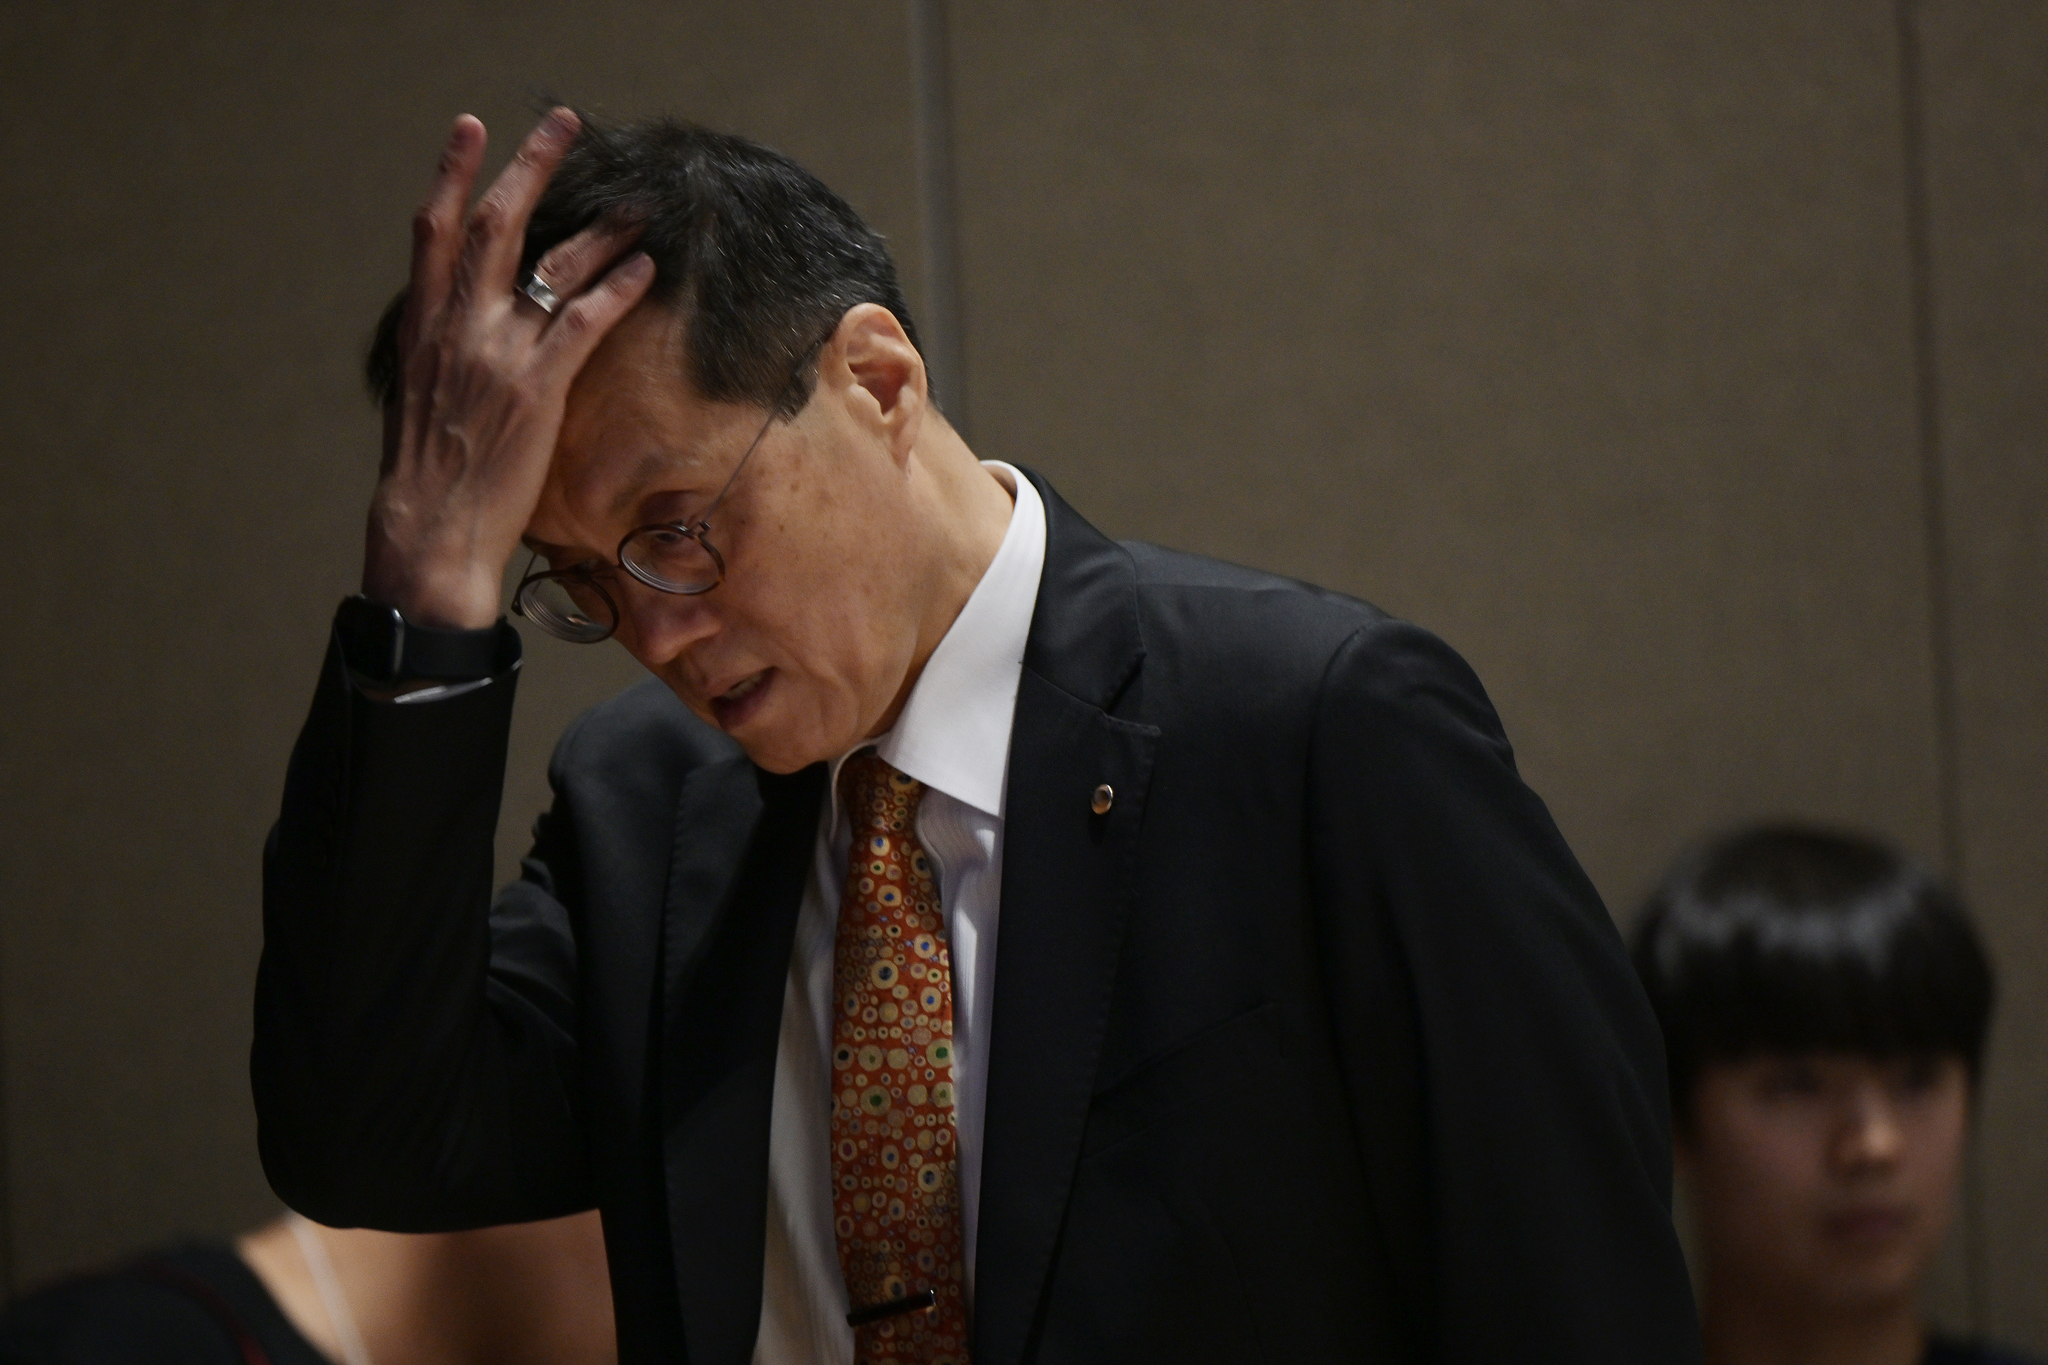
[657,755,825,1365]
[973,475,1160,1365]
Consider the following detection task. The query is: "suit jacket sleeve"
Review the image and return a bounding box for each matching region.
[1306,617,1701,1362]
[252,630,593,1230]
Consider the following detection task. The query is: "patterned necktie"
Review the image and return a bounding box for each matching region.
[831,750,972,1365]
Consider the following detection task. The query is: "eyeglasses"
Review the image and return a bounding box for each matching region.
[512,333,827,644]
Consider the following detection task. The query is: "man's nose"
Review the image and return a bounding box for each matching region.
[1834,1084,1905,1172]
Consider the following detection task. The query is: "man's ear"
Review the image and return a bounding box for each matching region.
[831,303,927,465]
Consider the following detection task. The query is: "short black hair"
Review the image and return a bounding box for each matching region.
[366,112,923,416]
[1631,822,1994,1124]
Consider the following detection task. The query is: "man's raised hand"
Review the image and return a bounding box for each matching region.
[363,108,655,629]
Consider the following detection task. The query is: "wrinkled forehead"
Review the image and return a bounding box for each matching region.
[544,310,752,501]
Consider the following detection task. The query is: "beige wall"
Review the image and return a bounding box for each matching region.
[1919,0,2048,1341]
[0,0,2040,1347]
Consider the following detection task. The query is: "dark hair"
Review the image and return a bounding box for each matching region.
[366,113,923,416]
[1631,823,1994,1124]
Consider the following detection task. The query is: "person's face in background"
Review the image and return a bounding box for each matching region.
[1679,1052,1970,1315]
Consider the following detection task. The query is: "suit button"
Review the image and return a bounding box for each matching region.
[1091,784,1114,815]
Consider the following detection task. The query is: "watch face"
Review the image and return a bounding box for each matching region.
[337,595,406,681]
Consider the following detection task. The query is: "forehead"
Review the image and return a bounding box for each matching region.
[559,303,705,446]
[543,305,753,525]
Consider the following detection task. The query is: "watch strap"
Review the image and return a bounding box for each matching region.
[334,595,521,683]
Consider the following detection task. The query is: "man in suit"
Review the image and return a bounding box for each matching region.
[255,107,1701,1364]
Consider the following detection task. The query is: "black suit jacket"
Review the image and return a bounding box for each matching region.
[255,472,1700,1364]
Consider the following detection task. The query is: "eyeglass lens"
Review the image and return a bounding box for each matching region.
[620,525,724,594]
[516,571,617,644]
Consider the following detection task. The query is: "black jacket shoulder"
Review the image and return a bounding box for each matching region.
[1120,540,1501,762]
[547,676,739,794]
[1125,541,1389,650]
[511,674,739,927]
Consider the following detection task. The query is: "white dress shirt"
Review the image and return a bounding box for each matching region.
[753,464,1047,1365]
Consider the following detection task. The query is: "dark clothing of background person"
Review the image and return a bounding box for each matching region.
[0,1244,325,1365]
[253,472,1701,1364]
[1927,1339,2047,1365]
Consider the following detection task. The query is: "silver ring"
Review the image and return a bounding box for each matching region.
[519,271,561,316]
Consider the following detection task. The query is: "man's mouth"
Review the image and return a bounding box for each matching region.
[1823,1205,1911,1245]
[710,669,772,729]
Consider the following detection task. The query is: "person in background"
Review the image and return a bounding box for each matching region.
[0,1210,613,1365]
[1632,822,2039,1365]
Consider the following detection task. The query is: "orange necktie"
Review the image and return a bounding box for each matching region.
[830,751,972,1365]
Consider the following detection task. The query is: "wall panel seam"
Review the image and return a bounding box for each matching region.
[1892,0,1981,1334]
[0,934,11,1298]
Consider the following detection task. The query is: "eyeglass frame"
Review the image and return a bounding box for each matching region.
[512,328,832,642]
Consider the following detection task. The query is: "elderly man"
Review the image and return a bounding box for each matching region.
[255,109,1699,1365]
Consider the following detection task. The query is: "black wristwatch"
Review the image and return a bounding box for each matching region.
[333,594,520,684]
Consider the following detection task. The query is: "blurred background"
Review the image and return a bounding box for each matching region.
[0,0,2041,1348]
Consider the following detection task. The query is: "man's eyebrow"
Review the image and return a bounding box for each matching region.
[610,451,683,521]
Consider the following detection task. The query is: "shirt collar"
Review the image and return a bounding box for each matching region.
[826,462,1046,827]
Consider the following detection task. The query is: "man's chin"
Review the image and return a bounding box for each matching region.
[732,722,837,774]
[745,747,820,775]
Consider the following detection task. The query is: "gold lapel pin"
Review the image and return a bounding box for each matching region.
[1091,784,1115,815]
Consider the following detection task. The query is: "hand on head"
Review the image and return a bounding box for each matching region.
[363,109,654,630]
[354,111,1012,776]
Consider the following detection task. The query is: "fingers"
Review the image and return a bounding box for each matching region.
[529,216,643,302]
[454,107,582,302]
[407,115,486,331]
[538,251,657,371]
